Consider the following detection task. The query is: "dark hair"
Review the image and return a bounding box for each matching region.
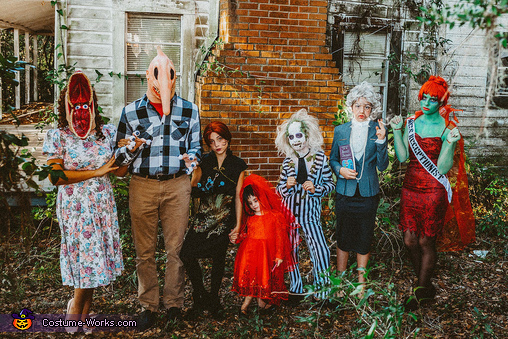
[203,121,232,147]
[242,185,256,215]
[57,86,105,140]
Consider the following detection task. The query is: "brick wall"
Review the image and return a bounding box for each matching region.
[196,0,343,182]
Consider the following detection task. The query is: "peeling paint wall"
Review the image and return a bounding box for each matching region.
[58,0,218,122]
[328,0,508,167]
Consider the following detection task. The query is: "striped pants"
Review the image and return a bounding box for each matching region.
[289,221,331,299]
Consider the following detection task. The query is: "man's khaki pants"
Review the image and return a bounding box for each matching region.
[129,174,191,311]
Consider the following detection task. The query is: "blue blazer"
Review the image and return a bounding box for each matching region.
[330,120,389,197]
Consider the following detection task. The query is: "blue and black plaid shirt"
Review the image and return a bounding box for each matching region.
[115,94,202,175]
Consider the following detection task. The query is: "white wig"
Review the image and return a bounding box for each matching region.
[345,81,382,119]
[275,108,324,157]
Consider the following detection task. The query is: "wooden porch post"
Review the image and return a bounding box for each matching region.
[14,28,20,109]
[33,36,38,102]
[25,32,31,105]
[0,29,2,119]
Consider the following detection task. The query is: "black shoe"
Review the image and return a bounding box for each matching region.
[136,310,157,332]
[166,307,182,322]
[403,295,419,312]
[185,293,206,320]
[207,294,225,320]
[285,294,304,307]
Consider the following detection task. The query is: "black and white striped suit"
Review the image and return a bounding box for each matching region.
[277,150,335,298]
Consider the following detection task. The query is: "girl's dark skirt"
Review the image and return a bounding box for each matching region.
[335,188,380,255]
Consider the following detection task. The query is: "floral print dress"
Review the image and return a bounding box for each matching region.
[43,124,123,289]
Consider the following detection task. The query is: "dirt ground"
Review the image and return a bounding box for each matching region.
[0,228,506,338]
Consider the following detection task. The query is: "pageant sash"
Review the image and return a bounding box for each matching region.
[407,116,452,202]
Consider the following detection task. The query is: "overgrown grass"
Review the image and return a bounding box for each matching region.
[0,160,507,337]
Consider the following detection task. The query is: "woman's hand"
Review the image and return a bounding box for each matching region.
[339,167,357,180]
[117,138,130,147]
[229,227,240,244]
[376,119,386,140]
[275,258,283,267]
[94,157,119,177]
[302,180,315,193]
[446,127,461,143]
[287,176,296,189]
[389,115,404,131]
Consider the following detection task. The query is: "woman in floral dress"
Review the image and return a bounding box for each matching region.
[43,72,127,329]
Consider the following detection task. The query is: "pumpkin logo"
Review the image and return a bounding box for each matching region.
[12,308,34,331]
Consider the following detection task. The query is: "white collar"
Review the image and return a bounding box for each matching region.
[351,119,370,128]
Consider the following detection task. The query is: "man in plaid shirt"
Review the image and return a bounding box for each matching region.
[115,48,201,330]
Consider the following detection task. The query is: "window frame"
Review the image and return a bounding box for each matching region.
[124,12,184,105]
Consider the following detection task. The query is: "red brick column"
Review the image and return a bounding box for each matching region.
[196,0,343,182]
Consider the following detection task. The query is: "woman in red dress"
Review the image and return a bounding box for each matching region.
[231,174,295,315]
[390,76,474,310]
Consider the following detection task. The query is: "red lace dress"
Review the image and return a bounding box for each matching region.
[399,134,448,237]
[232,211,294,305]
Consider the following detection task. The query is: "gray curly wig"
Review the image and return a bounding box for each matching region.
[345,81,382,120]
[275,109,324,157]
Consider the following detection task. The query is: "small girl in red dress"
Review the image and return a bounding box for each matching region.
[231,174,295,314]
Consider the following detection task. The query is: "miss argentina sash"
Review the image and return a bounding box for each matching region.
[407,116,452,203]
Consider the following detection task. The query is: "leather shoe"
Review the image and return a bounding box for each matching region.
[285,294,304,307]
[166,307,182,322]
[136,309,157,332]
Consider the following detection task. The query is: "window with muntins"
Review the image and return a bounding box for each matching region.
[126,14,182,104]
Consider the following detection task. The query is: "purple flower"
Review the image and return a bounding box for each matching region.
[98,184,105,192]
[65,187,74,195]
[84,141,93,148]
[113,241,119,249]
[83,231,92,239]
[85,267,93,275]
[76,202,81,211]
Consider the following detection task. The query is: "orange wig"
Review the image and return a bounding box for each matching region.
[418,75,450,106]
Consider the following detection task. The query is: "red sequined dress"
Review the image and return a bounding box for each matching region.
[232,211,294,305]
[399,133,448,238]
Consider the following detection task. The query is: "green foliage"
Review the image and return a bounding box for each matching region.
[333,99,350,126]
[468,162,508,239]
[418,0,508,46]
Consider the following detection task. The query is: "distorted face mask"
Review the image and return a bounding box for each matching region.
[65,72,95,139]
[287,121,309,156]
[146,46,177,115]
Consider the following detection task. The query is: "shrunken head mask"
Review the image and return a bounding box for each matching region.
[65,71,95,139]
[146,46,177,115]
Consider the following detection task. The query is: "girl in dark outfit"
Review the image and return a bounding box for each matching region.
[180,122,247,319]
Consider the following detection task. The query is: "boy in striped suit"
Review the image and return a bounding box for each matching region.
[275,109,335,303]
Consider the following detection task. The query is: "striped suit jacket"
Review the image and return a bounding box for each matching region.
[277,150,335,225]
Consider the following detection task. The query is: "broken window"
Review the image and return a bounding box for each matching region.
[492,37,508,108]
[331,23,402,118]
[126,14,182,104]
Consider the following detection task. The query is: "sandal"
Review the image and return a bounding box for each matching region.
[65,299,79,333]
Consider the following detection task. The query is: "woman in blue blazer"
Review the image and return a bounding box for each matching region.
[330,82,389,289]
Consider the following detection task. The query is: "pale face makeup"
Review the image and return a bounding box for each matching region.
[209,132,229,156]
[287,121,309,156]
[352,97,373,122]
[247,195,261,215]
